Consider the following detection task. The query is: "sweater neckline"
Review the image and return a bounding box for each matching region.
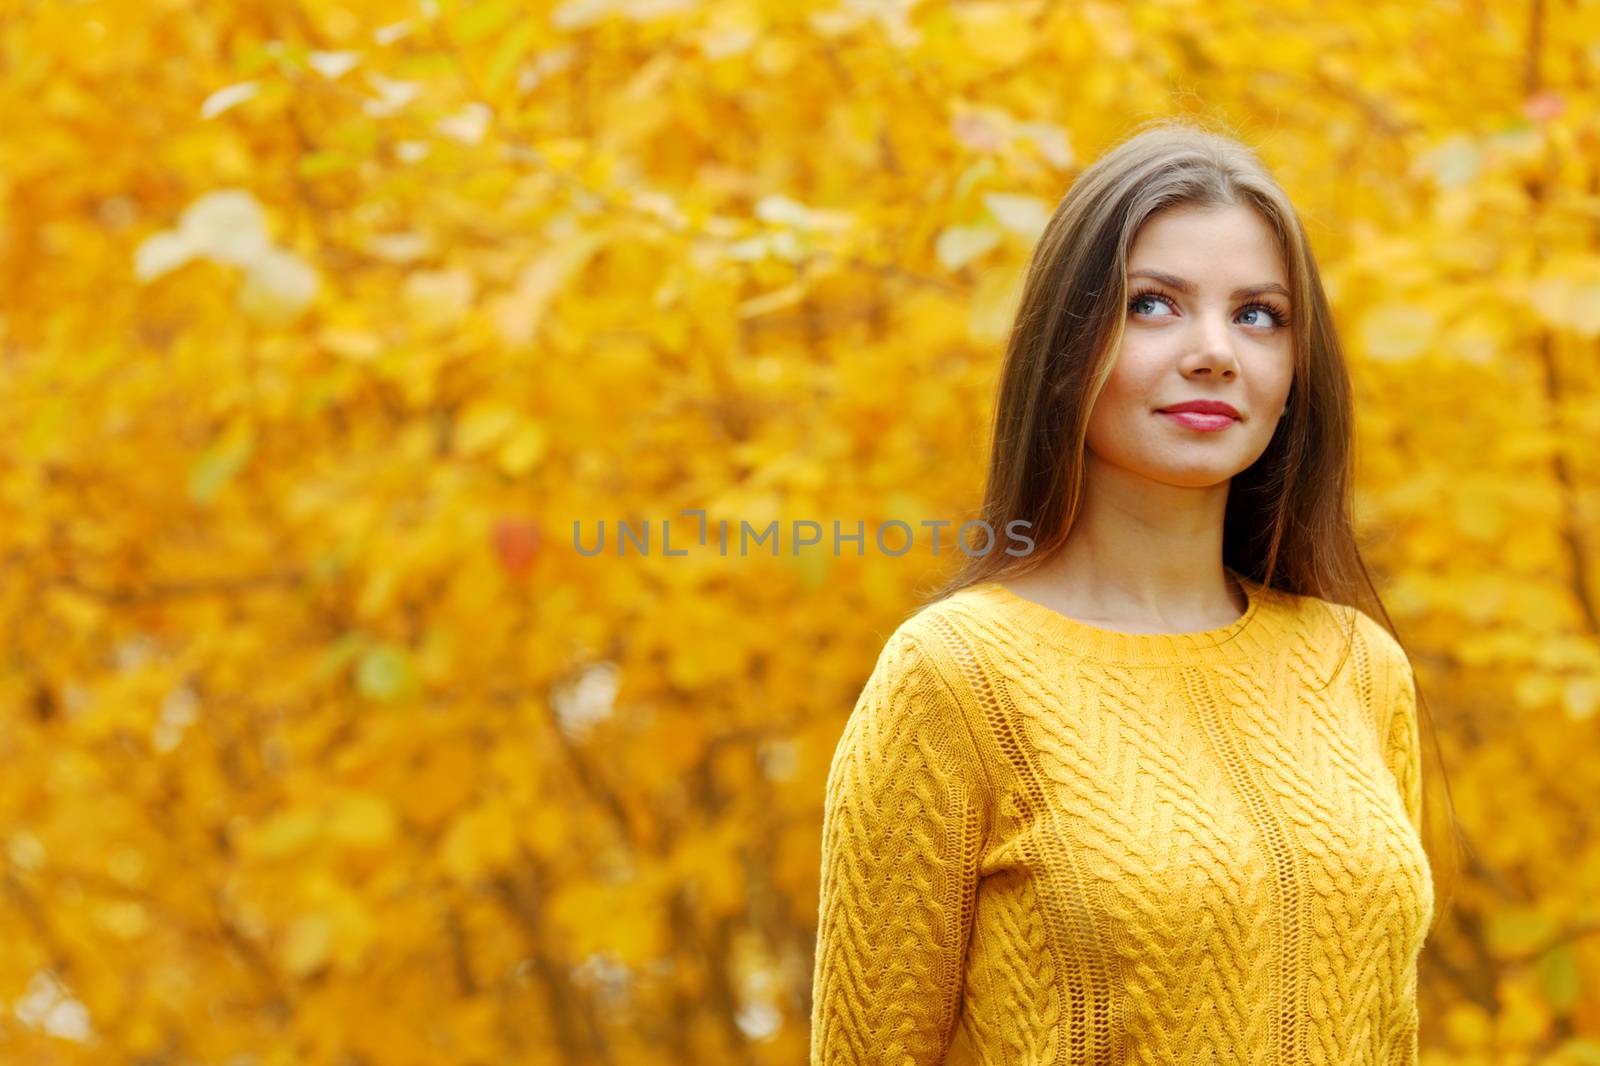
[972,566,1272,665]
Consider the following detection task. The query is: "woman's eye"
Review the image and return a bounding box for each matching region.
[1129,294,1173,316]
[1130,293,1286,329]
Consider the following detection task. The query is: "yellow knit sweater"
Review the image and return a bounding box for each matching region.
[810,569,1434,1065]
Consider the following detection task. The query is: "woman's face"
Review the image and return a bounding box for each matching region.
[1085,203,1295,490]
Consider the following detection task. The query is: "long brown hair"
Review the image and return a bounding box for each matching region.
[925,116,1461,927]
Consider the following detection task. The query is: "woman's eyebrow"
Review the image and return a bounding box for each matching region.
[1128,269,1290,301]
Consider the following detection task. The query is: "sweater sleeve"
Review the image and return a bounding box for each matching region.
[1382,648,1428,1062]
[810,625,988,1066]
[1359,616,1430,1061]
[1383,651,1424,839]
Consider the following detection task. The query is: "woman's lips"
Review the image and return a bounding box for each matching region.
[1159,410,1237,431]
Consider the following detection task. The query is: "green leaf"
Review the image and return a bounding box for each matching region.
[356,643,415,702]
[454,0,521,45]
[393,50,460,79]
[950,156,997,204]
[236,42,280,77]
[484,18,541,95]
[786,544,831,592]
[187,421,256,504]
[1552,1039,1600,1066]
[1538,944,1581,1013]
[298,151,355,179]
[315,633,365,685]
[1486,905,1557,956]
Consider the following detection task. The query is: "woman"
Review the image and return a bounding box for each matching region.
[809,120,1461,1065]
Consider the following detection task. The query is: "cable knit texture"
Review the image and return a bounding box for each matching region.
[810,568,1434,1066]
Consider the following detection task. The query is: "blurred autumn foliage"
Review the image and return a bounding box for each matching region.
[2,0,1600,1063]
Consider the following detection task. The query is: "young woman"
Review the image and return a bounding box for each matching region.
[810,121,1461,1065]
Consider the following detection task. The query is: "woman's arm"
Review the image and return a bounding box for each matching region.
[1383,649,1423,839]
[810,625,988,1066]
[1376,630,1429,1063]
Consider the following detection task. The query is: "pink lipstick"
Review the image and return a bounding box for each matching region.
[1157,399,1240,432]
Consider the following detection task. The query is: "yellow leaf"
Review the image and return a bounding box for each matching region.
[1524,254,1600,336]
[440,799,518,882]
[524,805,567,859]
[981,191,1050,240]
[188,418,256,504]
[968,262,1025,343]
[326,793,397,849]
[1360,302,1436,361]
[403,267,476,331]
[237,246,320,325]
[1487,905,1556,955]
[1564,676,1600,722]
[490,232,606,346]
[94,900,150,940]
[934,222,1002,272]
[318,326,383,361]
[497,421,548,476]
[455,401,519,456]
[237,808,323,862]
[280,913,333,977]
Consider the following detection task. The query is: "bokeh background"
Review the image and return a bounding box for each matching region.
[3,0,1600,1062]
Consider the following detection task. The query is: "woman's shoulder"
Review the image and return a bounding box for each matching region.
[845,593,1000,744]
[896,579,1015,635]
[1283,587,1412,675]
[880,580,1049,673]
